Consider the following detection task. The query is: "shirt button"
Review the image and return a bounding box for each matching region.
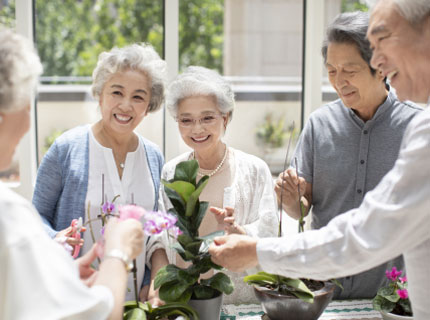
[360,160,365,164]
[357,189,362,194]
[363,130,368,134]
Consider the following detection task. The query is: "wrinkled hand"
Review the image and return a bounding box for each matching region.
[210,206,246,235]
[76,244,99,287]
[209,234,258,272]
[104,218,144,260]
[55,225,86,246]
[275,167,306,206]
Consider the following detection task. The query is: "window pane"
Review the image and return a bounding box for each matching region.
[35,0,164,163]
[0,0,17,184]
[178,0,304,175]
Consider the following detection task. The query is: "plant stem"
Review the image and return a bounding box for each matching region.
[133,259,139,307]
[86,201,100,264]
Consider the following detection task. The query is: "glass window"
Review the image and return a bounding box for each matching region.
[177,0,304,175]
[0,0,17,184]
[35,0,164,163]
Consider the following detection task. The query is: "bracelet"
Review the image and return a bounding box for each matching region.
[104,249,133,272]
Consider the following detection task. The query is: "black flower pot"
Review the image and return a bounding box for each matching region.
[254,281,335,320]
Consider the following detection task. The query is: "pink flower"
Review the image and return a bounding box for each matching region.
[142,211,179,236]
[399,276,407,283]
[118,205,145,221]
[102,201,115,214]
[385,267,402,281]
[170,226,183,238]
[397,289,409,300]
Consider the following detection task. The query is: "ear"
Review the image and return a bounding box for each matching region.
[223,114,229,129]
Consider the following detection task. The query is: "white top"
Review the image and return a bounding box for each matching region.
[0,182,113,320]
[257,107,430,320]
[160,147,278,304]
[83,126,156,301]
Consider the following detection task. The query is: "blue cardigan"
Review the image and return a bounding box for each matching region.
[33,125,164,238]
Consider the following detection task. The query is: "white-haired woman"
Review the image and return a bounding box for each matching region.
[0,29,144,320]
[33,43,168,304]
[160,66,278,304]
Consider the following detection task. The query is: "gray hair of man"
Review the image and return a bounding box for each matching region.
[166,66,235,124]
[321,11,378,75]
[367,0,430,27]
[0,29,43,113]
[91,43,167,113]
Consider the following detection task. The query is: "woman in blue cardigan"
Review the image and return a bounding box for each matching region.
[33,43,168,305]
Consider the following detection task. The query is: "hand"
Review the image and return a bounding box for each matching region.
[103,218,144,260]
[55,225,86,246]
[76,243,99,287]
[209,234,258,272]
[210,206,246,235]
[275,168,307,215]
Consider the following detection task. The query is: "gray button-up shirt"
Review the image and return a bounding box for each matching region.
[292,90,422,299]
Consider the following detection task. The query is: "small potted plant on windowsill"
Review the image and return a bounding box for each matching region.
[154,160,234,320]
[373,267,413,320]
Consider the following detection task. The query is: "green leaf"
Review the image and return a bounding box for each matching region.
[163,181,196,203]
[199,230,225,253]
[290,290,314,304]
[174,159,199,183]
[154,265,180,289]
[186,178,209,217]
[193,201,210,230]
[164,188,186,217]
[373,295,395,313]
[149,302,198,320]
[378,286,395,297]
[280,278,313,297]
[201,272,234,295]
[159,281,191,302]
[244,271,279,285]
[185,239,204,255]
[123,307,147,320]
[193,285,216,299]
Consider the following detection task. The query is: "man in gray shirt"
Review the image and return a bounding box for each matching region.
[275,11,422,299]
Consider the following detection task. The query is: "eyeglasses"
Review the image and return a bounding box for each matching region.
[175,113,224,128]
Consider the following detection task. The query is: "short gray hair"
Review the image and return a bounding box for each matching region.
[321,11,376,74]
[368,0,430,27]
[0,29,42,113]
[91,43,167,113]
[166,66,235,123]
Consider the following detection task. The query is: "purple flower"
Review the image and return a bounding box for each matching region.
[397,289,409,299]
[171,226,183,238]
[102,201,115,214]
[385,267,402,281]
[142,211,179,236]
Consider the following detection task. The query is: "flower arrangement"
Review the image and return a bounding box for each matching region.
[154,159,234,304]
[373,267,412,317]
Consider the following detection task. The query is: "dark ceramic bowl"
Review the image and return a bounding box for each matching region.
[253,281,335,320]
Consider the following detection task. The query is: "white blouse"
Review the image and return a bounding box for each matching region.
[82,125,155,301]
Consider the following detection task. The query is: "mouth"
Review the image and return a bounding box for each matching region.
[191,135,210,143]
[114,113,133,124]
[386,70,398,82]
[342,91,356,98]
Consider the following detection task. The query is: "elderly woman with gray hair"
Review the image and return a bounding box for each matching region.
[0,29,144,320]
[159,66,278,304]
[33,43,169,304]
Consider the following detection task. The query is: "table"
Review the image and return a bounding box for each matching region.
[220,300,382,320]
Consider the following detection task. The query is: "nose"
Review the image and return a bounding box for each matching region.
[335,72,348,88]
[191,120,205,133]
[370,48,384,71]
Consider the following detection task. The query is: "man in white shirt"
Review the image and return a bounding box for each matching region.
[209,1,430,319]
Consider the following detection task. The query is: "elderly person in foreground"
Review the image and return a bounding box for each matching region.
[32,43,168,304]
[159,66,278,304]
[275,11,421,299]
[0,29,144,320]
[209,0,430,319]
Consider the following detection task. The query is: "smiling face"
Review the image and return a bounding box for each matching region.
[99,69,151,137]
[326,42,386,117]
[368,0,430,102]
[177,95,228,155]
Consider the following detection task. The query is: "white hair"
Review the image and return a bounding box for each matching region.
[166,66,235,123]
[0,29,43,113]
[91,43,167,113]
[367,0,430,26]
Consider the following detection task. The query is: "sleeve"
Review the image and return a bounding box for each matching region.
[242,159,279,238]
[2,204,114,320]
[291,118,314,183]
[256,113,430,280]
[32,140,64,238]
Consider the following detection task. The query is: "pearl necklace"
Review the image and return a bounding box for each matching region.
[119,162,125,169]
[194,146,228,177]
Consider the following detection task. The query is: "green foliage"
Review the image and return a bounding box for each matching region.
[341,0,368,12]
[43,128,66,155]
[244,272,315,304]
[123,300,198,320]
[1,0,224,79]
[373,277,412,316]
[154,160,233,304]
[256,113,296,150]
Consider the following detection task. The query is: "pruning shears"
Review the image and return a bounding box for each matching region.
[70,217,83,258]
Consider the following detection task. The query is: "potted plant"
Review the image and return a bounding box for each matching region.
[154,160,234,320]
[373,267,413,320]
[244,158,336,320]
